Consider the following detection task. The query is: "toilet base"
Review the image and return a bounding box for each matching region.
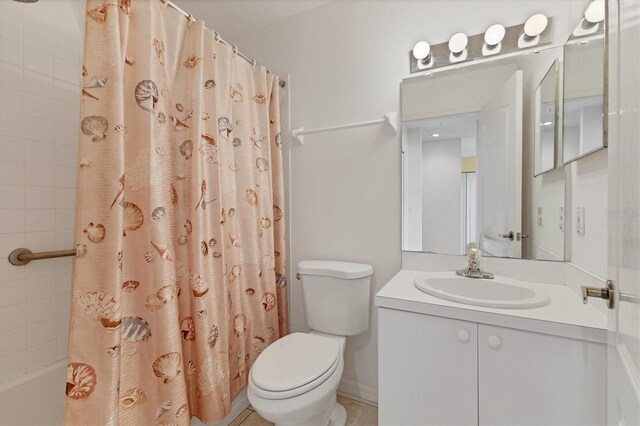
[328,402,347,426]
[248,332,348,426]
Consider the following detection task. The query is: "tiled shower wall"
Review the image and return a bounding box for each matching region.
[0,1,82,382]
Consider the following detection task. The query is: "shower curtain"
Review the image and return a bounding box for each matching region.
[64,1,287,424]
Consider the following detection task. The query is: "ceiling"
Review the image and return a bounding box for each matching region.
[404,114,479,142]
[173,0,331,41]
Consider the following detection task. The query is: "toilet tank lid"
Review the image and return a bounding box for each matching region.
[298,260,373,279]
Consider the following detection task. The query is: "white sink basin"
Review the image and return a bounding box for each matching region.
[414,274,550,309]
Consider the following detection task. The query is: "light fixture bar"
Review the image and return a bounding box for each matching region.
[409,17,554,74]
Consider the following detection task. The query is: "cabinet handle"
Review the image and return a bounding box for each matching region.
[457,329,470,343]
[487,335,502,348]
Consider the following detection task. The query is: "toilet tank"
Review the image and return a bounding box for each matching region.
[298,260,373,336]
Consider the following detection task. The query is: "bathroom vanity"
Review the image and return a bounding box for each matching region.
[376,270,607,425]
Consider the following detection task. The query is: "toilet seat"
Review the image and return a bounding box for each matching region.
[249,332,341,400]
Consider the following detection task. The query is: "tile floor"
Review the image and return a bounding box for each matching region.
[230,395,378,426]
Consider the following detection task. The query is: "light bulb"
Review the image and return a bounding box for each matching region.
[448,33,468,55]
[484,24,505,47]
[412,41,431,62]
[524,14,548,38]
[431,133,440,137]
[585,0,605,23]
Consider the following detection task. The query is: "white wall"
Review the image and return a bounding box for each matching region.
[568,149,608,278]
[532,167,566,261]
[461,137,476,157]
[422,138,461,254]
[233,0,589,401]
[0,0,82,383]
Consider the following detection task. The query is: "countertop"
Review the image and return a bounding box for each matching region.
[375,270,608,343]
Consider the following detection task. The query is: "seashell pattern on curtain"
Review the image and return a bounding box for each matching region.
[64,1,288,424]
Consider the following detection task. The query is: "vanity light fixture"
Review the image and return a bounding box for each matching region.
[448,33,468,55]
[448,32,468,62]
[584,0,605,24]
[484,24,505,48]
[412,41,432,64]
[524,14,548,41]
[409,18,554,74]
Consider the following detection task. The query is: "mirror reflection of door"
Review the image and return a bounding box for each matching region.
[477,70,523,258]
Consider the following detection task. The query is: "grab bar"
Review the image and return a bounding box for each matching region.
[8,248,76,266]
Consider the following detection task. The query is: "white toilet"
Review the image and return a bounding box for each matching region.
[247,260,373,426]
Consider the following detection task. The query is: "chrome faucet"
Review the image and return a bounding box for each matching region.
[456,243,494,279]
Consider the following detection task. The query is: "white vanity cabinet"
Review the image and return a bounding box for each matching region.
[378,308,478,425]
[478,324,605,425]
[378,307,606,425]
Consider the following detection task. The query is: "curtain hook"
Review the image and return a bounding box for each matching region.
[187,14,195,25]
[252,58,257,69]
[232,45,238,56]
[214,32,221,42]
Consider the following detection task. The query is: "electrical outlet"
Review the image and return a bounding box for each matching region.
[559,207,564,231]
[576,206,585,236]
[537,207,543,227]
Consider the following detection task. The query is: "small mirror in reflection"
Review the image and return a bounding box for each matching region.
[534,61,558,176]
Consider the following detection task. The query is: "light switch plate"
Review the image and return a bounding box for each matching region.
[576,206,585,236]
[559,207,564,231]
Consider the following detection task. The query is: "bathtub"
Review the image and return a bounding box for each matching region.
[0,359,251,426]
[0,360,66,425]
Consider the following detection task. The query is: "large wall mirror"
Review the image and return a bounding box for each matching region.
[402,48,563,260]
[401,0,606,261]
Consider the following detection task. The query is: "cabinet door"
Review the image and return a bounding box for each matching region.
[478,324,606,425]
[379,308,478,425]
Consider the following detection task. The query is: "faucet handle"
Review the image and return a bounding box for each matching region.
[466,243,480,259]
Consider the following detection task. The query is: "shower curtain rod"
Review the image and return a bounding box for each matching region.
[162,0,286,88]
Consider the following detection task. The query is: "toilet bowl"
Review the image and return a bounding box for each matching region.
[247,260,373,426]
[248,332,346,425]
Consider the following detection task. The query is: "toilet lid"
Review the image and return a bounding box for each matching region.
[250,333,340,394]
